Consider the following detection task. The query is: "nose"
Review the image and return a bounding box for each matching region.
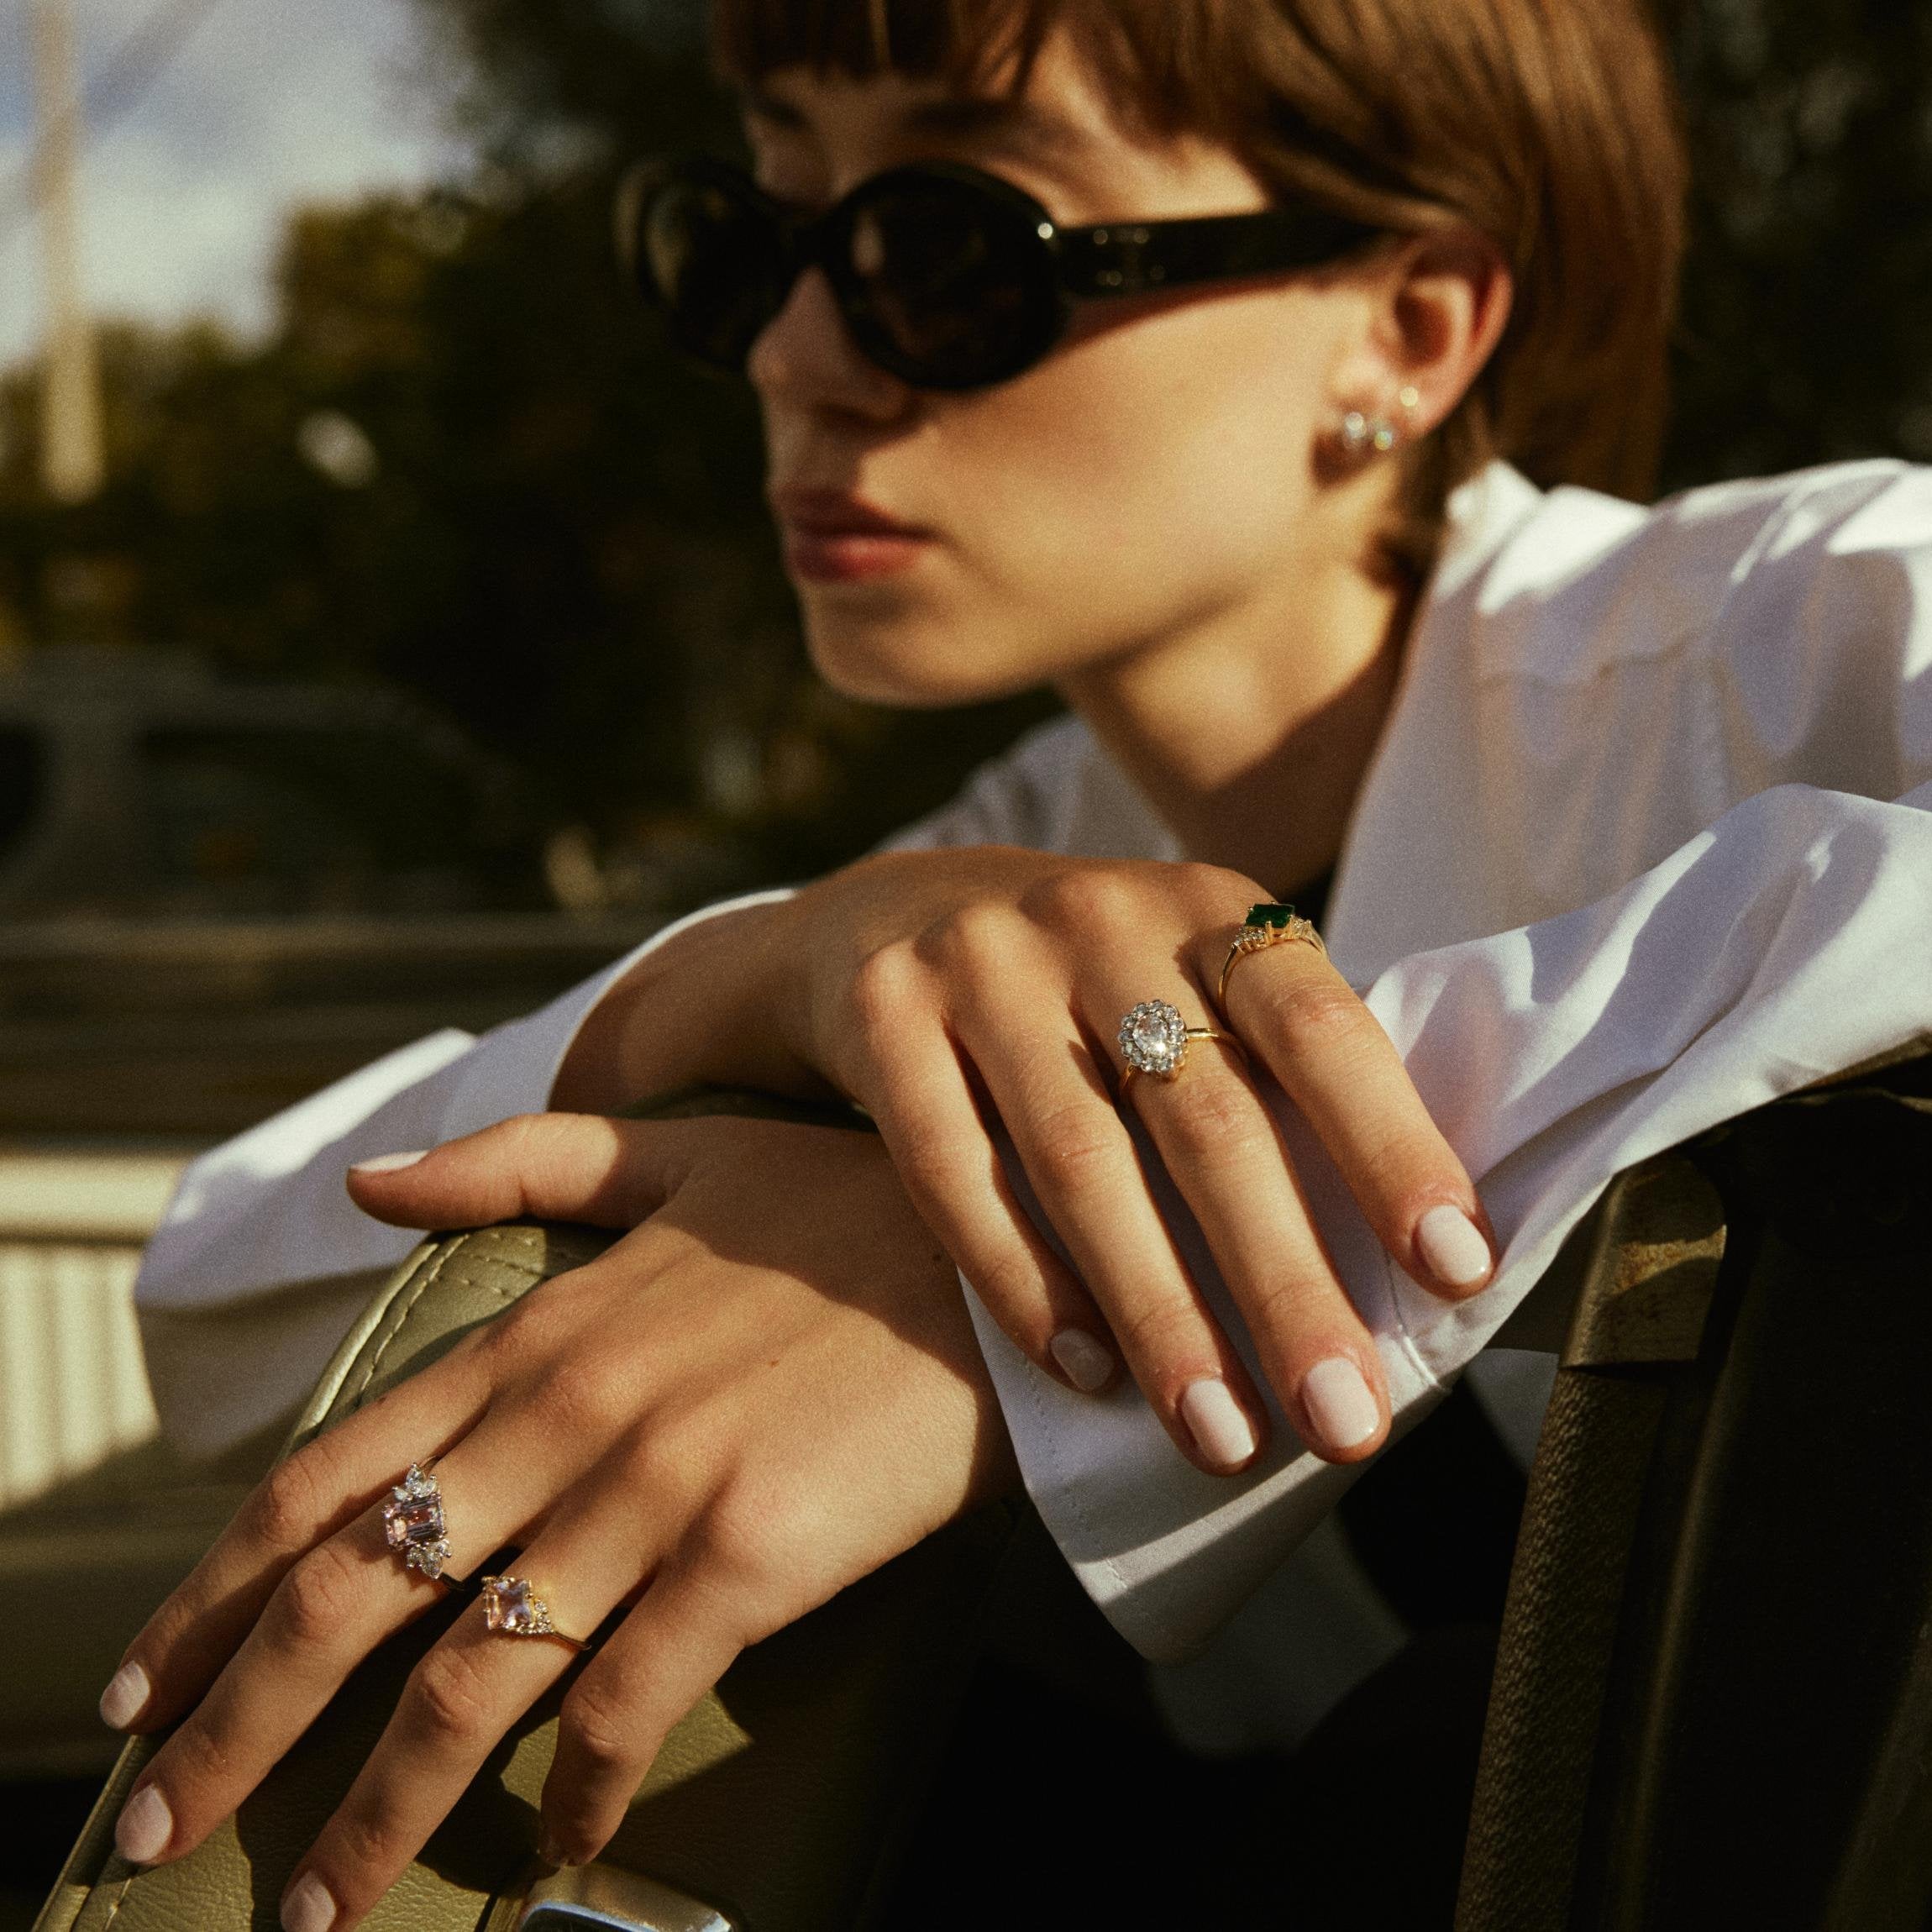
[746,265,915,423]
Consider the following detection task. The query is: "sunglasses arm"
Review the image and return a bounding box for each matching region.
[1053,207,1382,300]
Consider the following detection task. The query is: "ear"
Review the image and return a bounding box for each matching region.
[1332,226,1515,436]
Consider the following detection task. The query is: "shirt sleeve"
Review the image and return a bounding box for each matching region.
[134,889,795,1457]
[977,776,1932,1661]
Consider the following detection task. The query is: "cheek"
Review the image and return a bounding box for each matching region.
[796,291,1333,705]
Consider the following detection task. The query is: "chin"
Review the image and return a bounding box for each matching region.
[801,604,1043,710]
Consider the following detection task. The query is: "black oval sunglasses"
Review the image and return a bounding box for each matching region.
[618,155,1383,391]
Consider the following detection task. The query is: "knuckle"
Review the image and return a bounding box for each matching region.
[166,1714,239,1792]
[1024,1112,1123,1201]
[270,1543,361,1651]
[1152,1073,1259,1154]
[917,901,1014,987]
[246,1452,331,1557]
[522,1352,638,1438]
[1264,980,1368,1058]
[1112,1293,1205,1364]
[559,1678,644,1777]
[1020,864,1136,936]
[848,943,919,1033]
[405,1644,496,1746]
[968,1241,1052,1330]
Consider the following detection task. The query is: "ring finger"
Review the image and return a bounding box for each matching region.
[1099,987,1389,1462]
[283,1503,652,1930]
[113,1429,557,1870]
[955,1005,1268,1473]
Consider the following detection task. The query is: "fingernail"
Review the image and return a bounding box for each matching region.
[1179,1378,1257,1470]
[1301,1355,1382,1452]
[281,1872,337,1932]
[1049,1329,1114,1393]
[350,1149,428,1175]
[114,1784,172,1865]
[1416,1204,1493,1289]
[98,1661,150,1730]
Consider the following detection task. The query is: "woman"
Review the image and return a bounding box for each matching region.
[102,3,1932,1928]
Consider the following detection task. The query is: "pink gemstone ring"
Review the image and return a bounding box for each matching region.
[480,1572,592,1653]
[381,1462,454,1583]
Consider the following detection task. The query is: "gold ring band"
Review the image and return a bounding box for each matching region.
[1120,1026,1247,1092]
[480,1573,594,1653]
[1216,904,1326,1009]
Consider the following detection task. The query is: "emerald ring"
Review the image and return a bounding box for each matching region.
[1216,903,1326,1009]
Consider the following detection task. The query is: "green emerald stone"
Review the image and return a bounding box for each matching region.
[1245,902,1297,928]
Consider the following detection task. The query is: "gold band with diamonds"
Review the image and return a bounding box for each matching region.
[1116,997,1250,1091]
[480,1572,593,1653]
[1216,905,1326,1010]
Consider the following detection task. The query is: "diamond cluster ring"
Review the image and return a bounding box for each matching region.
[480,1573,592,1653]
[1216,902,1326,1007]
[1116,998,1245,1089]
[381,1462,453,1582]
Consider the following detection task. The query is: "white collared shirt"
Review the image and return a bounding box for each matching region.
[135,459,1932,1686]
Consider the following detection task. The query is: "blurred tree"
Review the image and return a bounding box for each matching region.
[1659,0,1932,485]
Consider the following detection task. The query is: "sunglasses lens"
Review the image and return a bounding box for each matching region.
[638,171,791,372]
[837,174,1061,388]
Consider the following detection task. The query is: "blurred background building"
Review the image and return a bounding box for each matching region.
[1,0,1930,1915]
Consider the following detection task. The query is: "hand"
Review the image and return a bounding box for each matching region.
[769,848,1495,1472]
[99,1113,1015,1931]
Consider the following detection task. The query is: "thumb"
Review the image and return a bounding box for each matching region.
[344,1112,690,1231]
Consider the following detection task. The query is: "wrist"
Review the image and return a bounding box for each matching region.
[551,895,823,1112]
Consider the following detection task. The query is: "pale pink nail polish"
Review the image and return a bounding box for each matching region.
[114,1785,171,1865]
[349,1149,428,1175]
[1416,1204,1493,1289]
[1301,1356,1382,1452]
[1049,1329,1114,1393]
[98,1661,150,1730]
[1179,1378,1257,1469]
[281,1872,337,1932]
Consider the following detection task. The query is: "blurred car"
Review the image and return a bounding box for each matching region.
[0,647,662,1138]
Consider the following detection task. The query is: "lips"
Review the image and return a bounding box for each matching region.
[769,486,935,585]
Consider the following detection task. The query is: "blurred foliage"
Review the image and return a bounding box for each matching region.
[1659,0,1932,485]
[0,0,1929,905]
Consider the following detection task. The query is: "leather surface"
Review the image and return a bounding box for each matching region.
[1457,1053,1932,1932]
[38,1133,1018,1931]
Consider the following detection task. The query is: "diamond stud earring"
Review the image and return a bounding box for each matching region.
[1337,383,1423,459]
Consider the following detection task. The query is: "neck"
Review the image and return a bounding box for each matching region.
[1058,482,1416,896]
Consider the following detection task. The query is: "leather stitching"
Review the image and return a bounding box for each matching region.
[340,1234,475,1412]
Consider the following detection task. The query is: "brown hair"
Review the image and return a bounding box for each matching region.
[712,0,1688,570]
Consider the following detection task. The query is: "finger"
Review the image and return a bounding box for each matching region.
[104,1344,494,1738]
[110,1427,553,1868]
[958,1011,1267,1473]
[863,1021,1119,1395]
[1207,936,1497,1301]
[283,1548,635,1931]
[540,1563,745,1867]
[345,1113,694,1231]
[1107,1030,1389,1462]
